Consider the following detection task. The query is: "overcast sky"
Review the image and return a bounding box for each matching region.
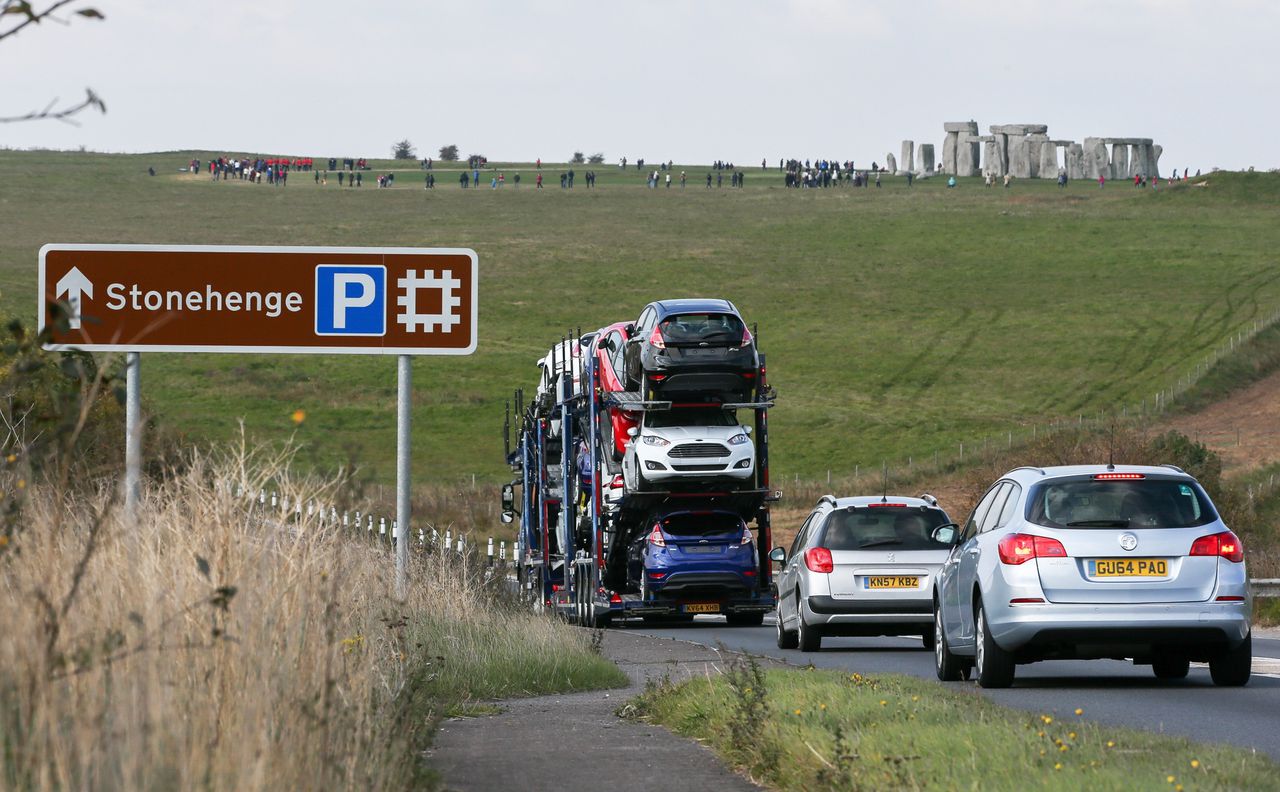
[4,0,1276,170]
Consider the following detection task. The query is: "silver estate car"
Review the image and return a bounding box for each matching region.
[932,464,1252,688]
[770,495,957,652]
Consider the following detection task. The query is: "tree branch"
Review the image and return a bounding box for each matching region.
[0,87,105,124]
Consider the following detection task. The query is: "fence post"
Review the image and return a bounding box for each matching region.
[488,537,495,566]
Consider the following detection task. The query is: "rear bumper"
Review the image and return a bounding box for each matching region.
[987,600,1251,659]
[805,595,933,633]
[652,571,755,596]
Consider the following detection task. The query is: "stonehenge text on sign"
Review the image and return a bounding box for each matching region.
[38,244,478,355]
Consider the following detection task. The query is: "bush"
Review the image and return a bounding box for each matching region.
[438,144,459,161]
[587,152,605,164]
[571,151,585,164]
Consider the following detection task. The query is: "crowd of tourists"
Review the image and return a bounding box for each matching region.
[196,156,315,184]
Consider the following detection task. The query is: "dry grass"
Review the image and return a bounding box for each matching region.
[0,442,623,791]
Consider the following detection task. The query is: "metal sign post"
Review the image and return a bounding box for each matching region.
[396,354,412,597]
[38,244,478,594]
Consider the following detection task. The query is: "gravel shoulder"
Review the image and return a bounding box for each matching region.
[428,629,784,792]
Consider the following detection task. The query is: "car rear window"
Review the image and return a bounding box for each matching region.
[660,512,745,537]
[820,507,951,551]
[658,313,746,346]
[1027,477,1218,529]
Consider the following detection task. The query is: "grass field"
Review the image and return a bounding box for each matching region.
[3,149,1279,486]
[629,661,1278,791]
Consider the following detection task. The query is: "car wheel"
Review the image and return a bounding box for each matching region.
[797,598,822,652]
[728,612,764,627]
[934,604,969,682]
[1151,654,1190,680]
[776,610,799,649]
[1209,633,1252,687]
[974,599,1015,689]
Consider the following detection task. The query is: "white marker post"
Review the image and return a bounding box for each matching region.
[124,352,141,517]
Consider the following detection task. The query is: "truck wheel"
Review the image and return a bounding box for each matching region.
[974,600,1015,688]
[1151,655,1190,680]
[1210,633,1251,687]
[727,612,764,627]
[934,605,969,681]
[776,612,799,649]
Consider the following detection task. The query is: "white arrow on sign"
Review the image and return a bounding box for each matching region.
[55,266,94,330]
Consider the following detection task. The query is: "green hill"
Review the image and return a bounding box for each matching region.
[4,149,1278,483]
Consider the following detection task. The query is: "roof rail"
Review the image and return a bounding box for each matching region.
[1160,464,1185,473]
[818,494,838,508]
[1010,466,1046,476]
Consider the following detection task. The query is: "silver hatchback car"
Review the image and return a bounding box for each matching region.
[771,495,957,652]
[932,464,1252,688]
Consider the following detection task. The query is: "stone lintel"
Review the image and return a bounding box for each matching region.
[943,121,979,133]
[990,123,1049,135]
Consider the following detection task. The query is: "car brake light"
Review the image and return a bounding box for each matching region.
[1092,473,1145,480]
[647,525,666,547]
[804,547,833,573]
[997,533,1067,565]
[744,569,757,577]
[740,526,754,545]
[649,325,666,350]
[611,475,624,487]
[1190,530,1244,563]
[867,503,907,508]
[741,326,752,346]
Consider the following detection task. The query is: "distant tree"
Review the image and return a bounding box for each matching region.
[571,151,585,164]
[391,139,416,160]
[587,152,605,164]
[438,144,459,161]
[1,1,107,124]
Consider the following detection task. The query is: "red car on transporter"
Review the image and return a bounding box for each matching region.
[592,321,641,461]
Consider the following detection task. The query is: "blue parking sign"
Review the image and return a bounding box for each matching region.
[315,265,386,336]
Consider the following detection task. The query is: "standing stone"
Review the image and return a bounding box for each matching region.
[901,140,915,174]
[1151,145,1162,179]
[886,152,897,175]
[982,139,999,177]
[1008,136,1033,178]
[1038,139,1060,179]
[956,135,981,176]
[1082,138,1107,179]
[918,143,935,173]
[1026,133,1050,178]
[990,132,1009,176]
[1109,144,1128,180]
[1066,143,1084,180]
[942,122,978,175]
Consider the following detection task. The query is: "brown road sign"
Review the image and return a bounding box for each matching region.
[38,244,477,355]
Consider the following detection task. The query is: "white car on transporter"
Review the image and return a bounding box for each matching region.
[622,407,755,492]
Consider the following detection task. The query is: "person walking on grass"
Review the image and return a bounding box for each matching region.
[536,172,543,188]
[665,172,671,188]
[706,172,712,188]
[1098,174,1105,188]
[680,170,686,188]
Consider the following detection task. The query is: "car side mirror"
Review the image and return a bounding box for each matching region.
[500,511,515,524]
[932,523,959,545]
[626,426,638,438]
[744,426,752,435]
[501,483,515,512]
[769,546,786,564]
[624,323,636,336]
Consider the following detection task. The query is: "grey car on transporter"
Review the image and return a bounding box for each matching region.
[770,495,957,652]
[931,464,1252,688]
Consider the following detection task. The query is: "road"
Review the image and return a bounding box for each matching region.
[620,617,1280,759]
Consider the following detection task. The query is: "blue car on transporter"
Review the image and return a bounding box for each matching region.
[634,509,767,625]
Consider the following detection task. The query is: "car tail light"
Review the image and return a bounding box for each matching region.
[610,475,624,488]
[1092,473,1145,480]
[647,571,666,580]
[1190,530,1244,563]
[649,325,666,350]
[743,569,757,577]
[740,526,754,545]
[741,325,753,346]
[647,525,666,547]
[1009,597,1045,604]
[1216,595,1245,602]
[867,503,907,508]
[609,592,622,603]
[997,533,1067,565]
[804,547,833,573]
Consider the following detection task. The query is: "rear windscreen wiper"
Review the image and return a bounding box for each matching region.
[1065,519,1130,528]
[858,539,904,549]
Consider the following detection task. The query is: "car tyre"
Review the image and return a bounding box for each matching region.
[776,611,799,649]
[1209,633,1251,687]
[728,612,765,627]
[974,599,1015,689]
[1151,655,1190,680]
[796,600,822,652]
[934,605,970,681]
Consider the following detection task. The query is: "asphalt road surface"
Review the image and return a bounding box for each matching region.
[621,617,1280,759]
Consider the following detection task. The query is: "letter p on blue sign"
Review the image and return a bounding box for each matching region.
[315,265,386,336]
